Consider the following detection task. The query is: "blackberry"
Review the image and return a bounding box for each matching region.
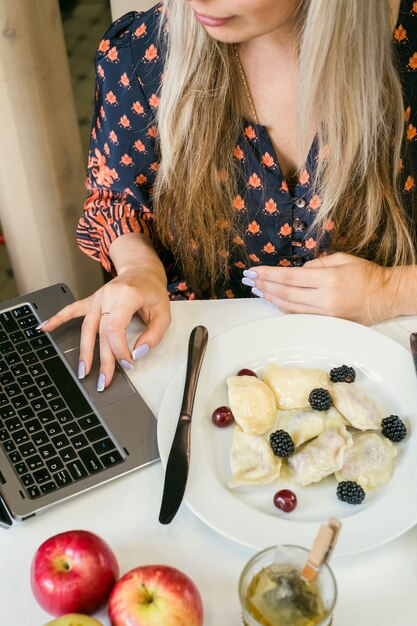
[381,415,407,442]
[329,365,356,383]
[336,481,365,505]
[308,388,332,411]
[269,430,295,457]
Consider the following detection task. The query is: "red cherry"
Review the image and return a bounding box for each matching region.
[237,368,258,377]
[273,489,297,513]
[211,406,234,427]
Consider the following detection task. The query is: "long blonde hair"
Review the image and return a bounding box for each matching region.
[154,0,415,293]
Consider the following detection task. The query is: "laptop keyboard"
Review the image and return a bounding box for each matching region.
[0,304,124,499]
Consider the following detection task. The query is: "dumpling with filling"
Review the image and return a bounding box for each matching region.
[330,383,382,430]
[227,375,276,435]
[229,426,282,487]
[262,362,329,410]
[288,425,353,486]
[335,432,397,489]
[274,406,347,447]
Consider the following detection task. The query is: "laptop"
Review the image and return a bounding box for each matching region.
[0,283,159,528]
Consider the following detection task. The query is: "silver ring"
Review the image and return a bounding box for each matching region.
[101,312,111,316]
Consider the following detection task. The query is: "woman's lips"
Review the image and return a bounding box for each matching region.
[193,11,233,27]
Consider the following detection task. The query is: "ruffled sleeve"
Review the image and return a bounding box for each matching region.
[76,9,162,273]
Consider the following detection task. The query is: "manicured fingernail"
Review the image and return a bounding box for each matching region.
[120,359,133,371]
[242,277,255,287]
[132,344,150,360]
[97,372,106,392]
[77,360,86,380]
[36,320,48,330]
[243,269,258,279]
[252,287,264,298]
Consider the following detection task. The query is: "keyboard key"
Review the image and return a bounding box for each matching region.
[101,450,123,467]
[38,409,54,423]
[48,398,66,413]
[28,363,45,377]
[33,468,51,484]
[18,406,35,421]
[11,362,27,377]
[63,423,81,437]
[0,405,15,420]
[46,457,64,472]
[67,460,88,481]
[17,315,37,329]
[37,346,57,360]
[21,472,33,486]
[10,330,25,344]
[9,449,21,464]
[16,342,32,355]
[78,414,99,430]
[85,425,108,443]
[0,341,13,355]
[42,386,59,401]
[27,484,41,498]
[24,386,41,400]
[15,462,28,475]
[22,352,37,366]
[38,444,55,459]
[79,448,103,473]
[51,433,70,449]
[41,481,57,494]
[31,335,52,349]
[35,374,51,388]
[5,352,21,366]
[32,431,49,446]
[26,455,43,470]
[43,357,91,417]
[59,447,77,462]
[70,434,88,449]
[23,328,38,340]
[54,469,72,487]
[25,418,42,434]
[18,441,36,457]
[16,374,32,388]
[12,305,32,318]
[0,371,14,385]
[4,416,22,431]
[4,383,20,397]
[31,397,47,412]
[11,395,28,410]
[11,430,29,445]
[45,422,62,437]
[0,428,8,441]
[0,360,7,373]
[56,409,74,424]
[3,439,15,453]
[0,312,18,333]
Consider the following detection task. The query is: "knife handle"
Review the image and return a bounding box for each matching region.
[180,326,209,417]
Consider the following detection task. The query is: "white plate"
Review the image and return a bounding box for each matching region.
[157,315,417,557]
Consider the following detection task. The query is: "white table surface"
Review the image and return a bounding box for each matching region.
[2,299,417,626]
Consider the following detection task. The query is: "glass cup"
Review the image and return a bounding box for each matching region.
[238,545,337,626]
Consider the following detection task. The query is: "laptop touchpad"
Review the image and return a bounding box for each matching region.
[63,346,137,407]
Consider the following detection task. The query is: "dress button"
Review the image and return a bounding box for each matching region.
[294,197,306,208]
[292,218,306,232]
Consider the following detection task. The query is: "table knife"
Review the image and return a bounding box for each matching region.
[159,325,209,524]
[410,333,417,373]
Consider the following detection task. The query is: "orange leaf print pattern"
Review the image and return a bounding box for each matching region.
[107,47,119,62]
[279,223,292,236]
[132,101,144,115]
[394,25,407,42]
[120,154,133,166]
[149,94,160,108]
[279,259,291,267]
[405,175,415,191]
[234,261,246,268]
[248,173,262,188]
[304,238,317,250]
[133,23,147,38]
[405,106,411,122]
[249,253,261,263]
[136,174,147,185]
[119,73,130,88]
[109,130,118,144]
[119,115,131,129]
[407,124,417,141]
[134,139,146,152]
[105,91,117,105]
[308,195,322,210]
[233,145,244,160]
[261,152,275,167]
[233,236,245,246]
[89,149,118,187]
[232,195,245,211]
[144,44,158,61]
[244,126,256,140]
[147,125,157,138]
[98,39,110,53]
[323,218,334,231]
[264,199,278,214]
[263,242,276,254]
[247,221,261,235]
[408,52,417,70]
[298,169,310,185]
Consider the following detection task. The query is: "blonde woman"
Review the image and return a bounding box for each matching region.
[41,0,416,390]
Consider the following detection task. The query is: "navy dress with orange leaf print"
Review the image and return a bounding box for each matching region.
[77,1,417,300]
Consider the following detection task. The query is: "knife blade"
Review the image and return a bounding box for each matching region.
[410,333,417,373]
[159,325,209,524]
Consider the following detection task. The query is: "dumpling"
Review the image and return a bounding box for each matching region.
[330,383,381,430]
[335,432,397,489]
[229,426,282,487]
[262,362,329,410]
[288,426,353,486]
[227,375,276,435]
[274,406,347,447]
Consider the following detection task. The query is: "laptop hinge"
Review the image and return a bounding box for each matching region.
[0,496,12,529]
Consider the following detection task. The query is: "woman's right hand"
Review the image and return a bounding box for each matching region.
[37,236,171,390]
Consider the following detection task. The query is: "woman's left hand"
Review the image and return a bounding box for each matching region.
[244,252,398,324]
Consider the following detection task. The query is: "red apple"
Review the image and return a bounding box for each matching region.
[108,565,204,626]
[31,530,119,616]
